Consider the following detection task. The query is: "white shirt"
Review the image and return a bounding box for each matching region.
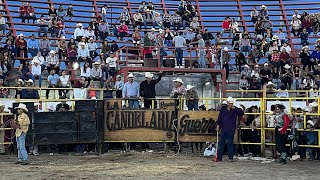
[33,56,45,65]
[173,36,186,48]
[59,75,70,86]
[80,67,91,77]
[281,46,292,54]
[74,27,85,38]
[77,48,90,58]
[101,7,107,15]
[31,64,41,76]
[106,57,117,67]
[85,30,95,38]
[0,17,5,25]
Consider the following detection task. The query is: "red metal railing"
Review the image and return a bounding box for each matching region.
[237,0,247,32]
[3,0,16,36]
[195,0,204,32]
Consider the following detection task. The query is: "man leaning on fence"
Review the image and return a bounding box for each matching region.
[140,72,163,109]
[216,97,244,162]
[123,73,140,109]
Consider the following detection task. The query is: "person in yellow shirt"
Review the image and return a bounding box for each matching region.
[14,103,30,165]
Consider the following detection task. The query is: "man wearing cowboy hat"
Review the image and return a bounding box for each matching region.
[31,59,42,87]
[259,5,269,20]
[260,63,271,86]
[114,75,124,98]
[273,101,290,164]
[77,42,91,65]
[74,23,85,42]
[91,61,104,87]
[14,103,30,165]
[140,71,163,109]
[216,96,244,162]
[171,78,186,98]
[21,79,40,99]
[123,73,140,109]
[46,50,60,74]
[185,84,199,110]
[222,46,231,81]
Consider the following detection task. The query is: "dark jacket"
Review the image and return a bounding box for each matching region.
[217,106,244,131]
[21,89,40,99]
[140,75,162,98]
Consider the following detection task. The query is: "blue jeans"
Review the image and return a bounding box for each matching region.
[198,51,206,68]
[76,144,85,153]
[28,48,38,57]
[175,48,183,66]
[220,28,232,37]
[165,40,173,47]
[128,99,139,109]
[217,129,235,161]
[187,101,199,110]
[16,133,28,161]
[21,73,34,81]
[32,74,42,87]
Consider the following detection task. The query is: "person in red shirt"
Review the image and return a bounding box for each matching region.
[26,2,36,23]
[279,48,291,71]
[117,21,129,40]
[15,33,28,59]
[220,16,231,37]
[18,2,28,23]
[56,18,66,37]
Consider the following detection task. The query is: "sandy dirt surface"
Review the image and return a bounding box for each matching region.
[0,151,320,180]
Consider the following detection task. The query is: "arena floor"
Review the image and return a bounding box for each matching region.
[1,151,320,180]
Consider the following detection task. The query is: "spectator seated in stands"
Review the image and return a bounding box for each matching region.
[276,28,286,45]
[282,64,293,89]
[132,28,142,46]
[138,1,147,13]
[291,16,302,37]
[172,10,182,31]
[271,49,280,70]
[31,59,42,87]
[56,18,66,37]
[300,27,310,47]
[0,50,12,73]
[91,62,103,87]
[39,34,50,57]
[120,7,130,26]
[85,26,95,40]
[18,1,27,23]
[185,1,196,17]
[80,62,91,82]
[181,11,192,30]
[98,20,110,40]
[311,45,320,64]
[48,17,57,37]
[3,39,15,62]
[239,75,249,97]
[230,18,239,36]
[162,11,172,30]
[0,13,7,35]
[74,77,88,88]
[260,63,272,86]
[57,5,65,20]
[154,12,163,29]
[21,79,39,99]
[88,38,98,60]
[0,78,8,98]
[144,9,155,29]
[46,50,60,74]
[105,52,118,79]
[281,42,291,55]
[19,60,33,81]
[301,15,313,35]
[58,36,68,60]
[280,48,291,70]
[66,4,74,20]
[67,44,77,68]
[240,33,251,56]
[221,16,231,37]
[15,79,24,99]
[100,40,110,60]
[15,33,28,58]
[190,17,200,32]
[250,6,259,24]
[117,21,129,41]
[74,23,85,42]
[32,52,45,73]
[46,69,61,99]
[48,4,57,18]
[148,28,157,46]
[259,5,269,20]
[37,15,48,36]
[26,2,36,24]
[300,46,312,71]
[27,34,39,57]
[133,11,144,29]
[59,70,70,99]
[77,42,91,65]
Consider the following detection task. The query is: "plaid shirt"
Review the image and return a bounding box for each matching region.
[163,14,172,23]
[271,53,280,62]
[120,11,130,22]
[46,55,59,65]
[172,14,182,24]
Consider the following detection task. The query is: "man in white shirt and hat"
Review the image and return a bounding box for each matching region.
[123,73,140,109]
[91,61,103,87]
[140,71,163,109]
[77,42,91,65]
[46,50,60,74]
[31,59,42,87]
[74,23,85,42]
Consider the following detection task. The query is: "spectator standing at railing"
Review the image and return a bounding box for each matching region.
[66,4,73,20]
[173,32,186,68]
[120,7,130,26]
[98,20,110,40]
[46,50,60,74]
[114,75,124,98]
[123,73,140,109]
[18,2,27,23]
[170,78,186,98]
[250,6,259,24]
[31,59,42,88]
[162,11,172,29]
[196,34,206,68]
[26,2,36,24]
[74,23,85,42]
[185,84,199,110]
[140,72,162,109]
[305,120,317,161]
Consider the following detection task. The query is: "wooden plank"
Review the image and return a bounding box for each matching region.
[177,110,218,142]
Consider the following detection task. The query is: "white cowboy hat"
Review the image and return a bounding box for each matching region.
[254,64,260,68]
[264,63,268,66]
[186,84,194,91]
[91,97,97,100]
[304,106,312,112]
[17,79,24,85]
[261,5,266,8]
[116,75,121,79]
[244,64,250,69]
[26,79,34,84]
[61,36,66,39]
[223,46,229,51]
[34,102,40,106]
[302,46,309,50]
[222,101,227,105]
[307,120,315,127]
[33,59,40,64]
[0,102,4,107]
[93,61,100,65]
[173,78,184,84]
[49,50,55,54]
[79,42,86,46]
[266,81,276,87]
[272,35,278,40]
[145,72,154,78]
[310,101,318,107]
[15,103,28,112]
[226,96,236,104]
[284,64,291,69]
[18,33,24,37]
[274,100,284,106]
[77,23,83,27]
[151,28,156,31]
[127,73,134,78]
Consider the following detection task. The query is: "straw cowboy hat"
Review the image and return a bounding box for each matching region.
[302,46,309,50]
[223,47,229,51]
[127,73,134,78]
[254,64,260,68]
[310,101,318,107]
[264,63,268,66]
[145,72,154,78]
[186,84,194,91]
[79,42,86,46]
[244,64,250,69]
[15,103,28,112]
[151,28,156,31]
[26,79,34,84]
[61,36,66,40]
[18,33,24,37]
[17,79,24,85]
[284,64,291,69]
[304,106,312,112]
[272,35,278,41]
[116,75,121,79]
[173,78,184,84]
[307,120,315,127]
[226,96,236,104]
[266,81,276,87]
[261,5,267,8]
[49,50,55,54]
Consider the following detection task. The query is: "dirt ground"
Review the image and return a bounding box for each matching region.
[1,151,320,180]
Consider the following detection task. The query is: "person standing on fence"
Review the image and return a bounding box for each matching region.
[123,73,140,109]
[216,96,244,162]
[13,103,30,165]
[140,72,163,109]
[274,101,290,164]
